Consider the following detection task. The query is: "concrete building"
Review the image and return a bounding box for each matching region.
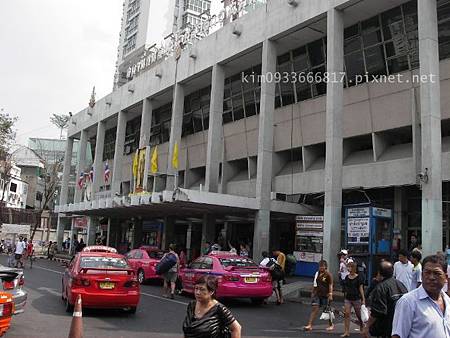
[58,0,450,271]
[0,164,28,209]
[114,0,214,88]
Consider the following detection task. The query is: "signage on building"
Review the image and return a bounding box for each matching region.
[372,207,392,218]
[296,215,323,230]
[347,218,370,244]
[347,207,370,218]
[73,217,88,229]
[125,0,265,81]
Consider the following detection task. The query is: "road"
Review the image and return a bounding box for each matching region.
[2,256,363,338]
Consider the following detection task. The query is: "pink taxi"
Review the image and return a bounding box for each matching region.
[179,251,272,304]
[126,246,164,284]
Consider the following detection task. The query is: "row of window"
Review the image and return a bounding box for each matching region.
[127,0,140,20]
[186,0,210,13]
[149,104,172,146]
[123,33,137,56]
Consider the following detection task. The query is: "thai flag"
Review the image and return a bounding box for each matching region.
[77,172,84,189]
[104,163,110,183]
[89,166,94,182]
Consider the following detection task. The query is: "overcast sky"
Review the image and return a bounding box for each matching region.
[0,0,225,146]
[0,0,123,145]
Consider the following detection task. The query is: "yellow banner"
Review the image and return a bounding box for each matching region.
[151,146,158,174]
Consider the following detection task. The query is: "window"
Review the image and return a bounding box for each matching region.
[150,103,172,146]
[124,116,141,153]
[201,257,213,270]
[9,182,17,193]
[80,256,129,269]
[182,86,211,137]
[103,127,117,161]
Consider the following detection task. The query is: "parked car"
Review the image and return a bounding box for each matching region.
[61,245,140,313]
[0,291,14,336]
[179,251,273,304]
[126,246,164,284]
[0,266,27,314]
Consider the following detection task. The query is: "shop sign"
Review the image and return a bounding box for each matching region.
[372,207,392,218]
[73,217,88,229]
[294,251,322,263]
[296,215,323,230]
[347,207,370,218]
[347,218,370,244]
[125,0,265,81]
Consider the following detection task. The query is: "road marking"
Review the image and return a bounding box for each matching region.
[37,287,61,297]
[140,292,188,306]
[32,265,63,275]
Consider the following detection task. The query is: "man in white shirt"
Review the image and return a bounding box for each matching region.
[410,249,422,289]
[393,249,414,291]
[14,236,26,268]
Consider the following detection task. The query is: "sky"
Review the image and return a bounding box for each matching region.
[0,0,225,146]
[0,0,123,145]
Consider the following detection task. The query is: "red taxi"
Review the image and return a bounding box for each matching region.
[179,251,272,304]
[126,246,164,284]
[61,246,140,313]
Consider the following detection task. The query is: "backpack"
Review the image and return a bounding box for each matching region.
[156,253,177,275]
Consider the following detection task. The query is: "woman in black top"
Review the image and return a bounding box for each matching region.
[342,261,366,337]
[183,275,241,338]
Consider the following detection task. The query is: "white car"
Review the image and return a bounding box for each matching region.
[0,266,27,314]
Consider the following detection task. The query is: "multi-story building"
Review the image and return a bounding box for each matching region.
[0,164,28,209]
[58,0,450,273]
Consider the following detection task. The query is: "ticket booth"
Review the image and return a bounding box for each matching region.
[345,204,393,284]
[293,216,324,277]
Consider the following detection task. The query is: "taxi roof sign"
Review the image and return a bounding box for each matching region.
[209,251,238,256]
[82,245,117,253]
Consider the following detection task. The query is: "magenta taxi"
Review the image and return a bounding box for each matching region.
[179,251,272,304]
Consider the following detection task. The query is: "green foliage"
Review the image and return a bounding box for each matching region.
[0,109,17,160]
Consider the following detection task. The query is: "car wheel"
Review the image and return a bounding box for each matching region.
[250,297,265,305]
[137,269,145,284]
[65,293,74,313]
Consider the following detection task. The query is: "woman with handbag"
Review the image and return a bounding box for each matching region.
[183,275,241,338]
[342,260,366,337]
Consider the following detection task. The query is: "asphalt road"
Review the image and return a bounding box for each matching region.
[2,256,363,338]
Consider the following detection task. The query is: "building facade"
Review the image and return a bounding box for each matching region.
[59,0,450,272]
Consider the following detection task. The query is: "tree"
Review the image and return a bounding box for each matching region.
[0,109,17,204]
[50,114,70,139]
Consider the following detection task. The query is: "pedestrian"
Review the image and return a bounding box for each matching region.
[179,248,187,269]
[339,249,350,289]
[260,251,284,305]
[182,275,241,338]
[303,259,334,332]
[408,234,420,253]
[76,238,86,253]
[162,243,179,299]
[393,249,414,291]
[364,260,407,338]
[202,242,211,256]
[392,254,450,338]
[14,236,26,268]
[228,241,237,254]
[239,243,249,257]
[341,260,365,337]
[410,249,422,289]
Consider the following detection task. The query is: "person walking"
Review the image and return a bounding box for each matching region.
[392,254,450,338]
[339,249,350,289]
[14,236,26,268]
[393,249,414,291]
[183,275,241,338]
[341,260,366,337]
[260,251,284,305]
[410,249,422,289]
[303,260,334,332]
[364,260,407,338]
[162,244,179,299]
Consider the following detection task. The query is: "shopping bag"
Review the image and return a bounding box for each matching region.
[360,304,370,323]
[319,306,335,321]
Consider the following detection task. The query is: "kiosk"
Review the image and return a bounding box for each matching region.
[293,216,323,277]
[345,204,393,284]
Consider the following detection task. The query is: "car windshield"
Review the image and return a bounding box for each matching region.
[80,256,129,269]
[219,257,258,268]
[147,250,164,259]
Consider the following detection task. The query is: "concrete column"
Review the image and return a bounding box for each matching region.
[133,218,143,249]
[74,130,88,203]
[186,222,193,261]
[253,39,277,263]
[162,217,175,250]
[323,8,344,276]
[419,0,442,257]
[394,187,408,250]
[56,137,74,250]
[112,111,127,195]
[87,217,97,246]
[166,84,184,190]
[93,121,106,194]
[205,64,225,193]
[140,99,153,191]
[202,214,216,248]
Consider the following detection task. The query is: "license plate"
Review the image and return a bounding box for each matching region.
[244,277,257,283]
[99,282,115,289]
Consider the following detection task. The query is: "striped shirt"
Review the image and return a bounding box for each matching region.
[183,300,236,338]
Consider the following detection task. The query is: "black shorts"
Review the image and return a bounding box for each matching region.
[312,296,329,307]
[15,254,22,260]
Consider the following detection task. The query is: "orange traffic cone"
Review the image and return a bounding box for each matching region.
[68,294,83,338]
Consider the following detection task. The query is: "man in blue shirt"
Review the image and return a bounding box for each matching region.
[392,254,450,338]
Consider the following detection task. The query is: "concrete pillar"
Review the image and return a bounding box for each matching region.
[93,121,106,194]
[394,187,408,250]
[205,64,225,193]
[162,217,175,250]
[186,222,193,261]
[112,111,127,195]
[133,218,143,249]
[323,8,344,276]
[87,217,97,246]
[166,84,184,190]
[253,39,277,263]
[56,137,74,250]
[202,214,216,248]
[419,0,442,257]
[140,99,153,191]
[74,130,88,203]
